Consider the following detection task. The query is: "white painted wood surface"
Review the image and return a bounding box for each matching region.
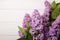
[0,0,60,40]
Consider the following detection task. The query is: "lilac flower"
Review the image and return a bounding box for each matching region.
[29,9,44,40]
[49,27,56,36]
[37,33,44,40]
[30,1,51,39]
[52,15,60,37]
[30,24,44,35]
[31,9,43,28]
[33,33,44,40]
[52,21,58,27]
[47,36,57,40]
[44,26,49,40]
[32,9,40,19]
[48,15,60,40]
[43,0,51,26]
[22,13,31,28]
[51,36,58,40]
[44,0,51,12]
[47,37,52,40]
[55,15,60,24]
[29,28,36,35]
[18,13,31,38]
[52,15,60,26]
[18,0,60,40]
[43,16,49,25]
[42,0,51,39]
[48,25,58,40]
[18,31,24,38]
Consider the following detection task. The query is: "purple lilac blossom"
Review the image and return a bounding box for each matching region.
[44,0,51,12]
[18,31,24,38]
[31,9,42,28]
[37,33,44,40]
[18,13,31,38]
[52,15,60,37]
[30,9,44,40]
[44,26,49,40]
[29,28,36,35]
[47,36,57,40]
[30,24,44,35]
[22,13,31,28]
[33,33,44,40]
[47,15,60,40]
[48,24,58,40]
[43,0,51,26]
[18,0,60,40]
[48,25,58,40]
[51,36,58,40]
[49,27,56,36]
[30,0,51,40]
[42,0,51,40]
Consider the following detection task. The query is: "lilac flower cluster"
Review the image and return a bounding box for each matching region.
[22,13,31,28]
[18,0,60,40]
[47,15,60,40]
[18,31,24,38]
[43,0,51,40]
[30,9,44,40]
[48,15,60,40]
[29,0,51,40]
[43,0,51,26]
[18,13,31,38]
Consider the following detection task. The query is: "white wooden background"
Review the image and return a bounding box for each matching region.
[0,0,60,40]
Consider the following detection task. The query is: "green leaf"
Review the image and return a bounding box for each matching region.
[26,31,32,40]
[26,21,31,30]
[18,26,27,36]
[51,10,60,19]
[51,0,56,9]
[17,38,27,40]
[56,4,60,11]
[51,4,60,19]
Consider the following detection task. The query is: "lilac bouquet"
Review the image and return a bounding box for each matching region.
[17,0,60,40]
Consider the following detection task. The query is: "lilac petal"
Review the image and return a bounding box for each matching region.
[52,36,58,40]
[49,27,56,36]
[29,28,36,35]
[44,0,51,9]
[37,33,44,40]
[36,25,44,32]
